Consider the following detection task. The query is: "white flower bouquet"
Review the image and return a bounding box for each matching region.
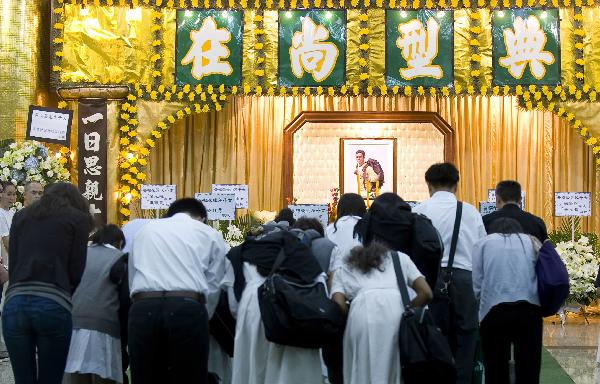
[214,211,269,248]
[0,141,70,207]
[555,235,599,305]
[223,223,245,247]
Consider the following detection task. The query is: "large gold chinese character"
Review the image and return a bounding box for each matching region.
[499,15,554,80]
[290,17,339,82]
[396,17,442,80]
[181,16,233,79]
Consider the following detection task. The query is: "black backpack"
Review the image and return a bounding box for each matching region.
[409,213,444,289]
[257,247,346,349]
[391,252,456,384]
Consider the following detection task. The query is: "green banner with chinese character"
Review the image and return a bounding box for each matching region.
[278,10,346,87]
[176,10,243,85]
[492,9,560,86]
[385,10,454,88]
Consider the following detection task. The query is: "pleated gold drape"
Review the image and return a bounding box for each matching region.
[146,95,600,233]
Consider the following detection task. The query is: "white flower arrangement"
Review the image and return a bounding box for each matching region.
[0,141,70,208]
[556,235,599,305]
[214,212,269,248]
[223,223,245,247]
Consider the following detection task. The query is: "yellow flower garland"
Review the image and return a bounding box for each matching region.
[116,83,222,222]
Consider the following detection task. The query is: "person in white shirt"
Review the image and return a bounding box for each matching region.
[128,198,228,384]
[413,162,487,384]
[332,193,432,384]
[325,193,366,271]
[472,218,542,384]
[121,218,152,255]
[324,193,366,384]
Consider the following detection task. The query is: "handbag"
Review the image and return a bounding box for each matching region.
[429,202,462,334]
[391,252,456,384]
[257,249,346,349]
[534,239,570,317]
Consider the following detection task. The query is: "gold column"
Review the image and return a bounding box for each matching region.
[0,0,53,140]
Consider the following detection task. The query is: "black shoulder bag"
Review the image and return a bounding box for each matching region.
[430,202,463,334]
[391,252,456,384]
[257,249,345,349]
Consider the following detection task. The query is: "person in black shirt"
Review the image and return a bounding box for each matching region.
[2,182,93,384]
[483,180,548,243]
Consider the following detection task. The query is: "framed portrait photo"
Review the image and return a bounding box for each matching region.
[339,138,397,196]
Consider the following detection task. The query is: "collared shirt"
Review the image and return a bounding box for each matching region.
[413,191,486,271]
[129,213,229,314]
[121,218,152,255]
[472,233,540,321]
[326,215,362,270]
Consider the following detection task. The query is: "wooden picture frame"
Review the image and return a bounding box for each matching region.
[282,111,455,205]
[339,137,397,195]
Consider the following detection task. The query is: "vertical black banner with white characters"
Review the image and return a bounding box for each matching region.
[77,99,107,225]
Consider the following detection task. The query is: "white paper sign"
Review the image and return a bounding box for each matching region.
[140,184,176,209]
[479,202,497,216]
[288,204,329,227]
[488,189,526,209]
[27,106,72,144]
[195,193,236,220]
[554,192,591,217]
[211,184,249,209]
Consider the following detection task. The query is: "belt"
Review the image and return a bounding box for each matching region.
[132,291,206,304]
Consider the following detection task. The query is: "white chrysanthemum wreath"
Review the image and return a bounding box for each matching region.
[556,235,599,306]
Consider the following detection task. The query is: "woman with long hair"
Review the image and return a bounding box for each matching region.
[331,193,432,384]
[2,182,94,384]
[472,217,542,384]
[64,224,128,384]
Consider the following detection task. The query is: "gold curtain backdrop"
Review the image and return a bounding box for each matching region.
[0,0,52,140]
[121,95,600,234]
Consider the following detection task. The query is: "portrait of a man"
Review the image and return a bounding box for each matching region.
[340,138,396,197]
[354,149,385,193]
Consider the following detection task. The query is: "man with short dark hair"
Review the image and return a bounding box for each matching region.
[483,180,548,243]
[23,181,43,207]
[413,162,486,384]
[128,198,228,384]
[353,150,383,195]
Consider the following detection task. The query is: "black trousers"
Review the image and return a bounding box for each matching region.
[322,336,344,384]
[128,297,209,384]
[480,302,542,384]
[430,268,479,384]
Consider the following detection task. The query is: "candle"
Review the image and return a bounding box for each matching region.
[366,181,370,207]
[356,172,361,195]
[375,180,379,197]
